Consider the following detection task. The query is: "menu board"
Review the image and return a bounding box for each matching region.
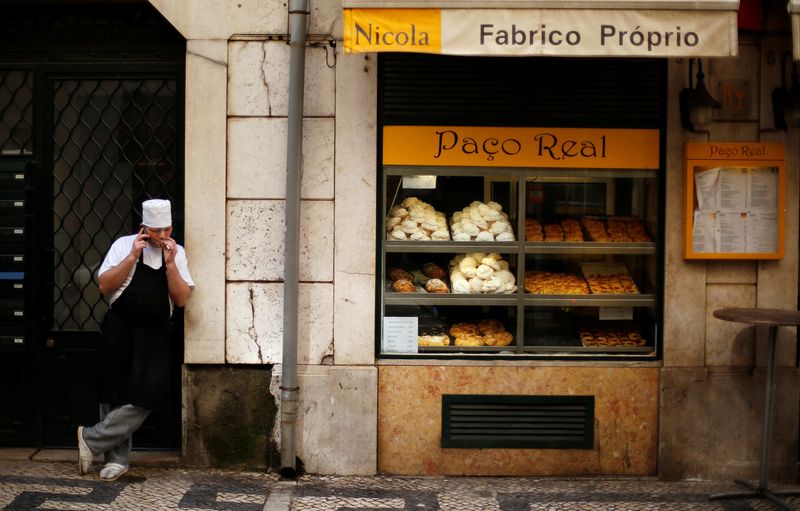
[684,143,785,260]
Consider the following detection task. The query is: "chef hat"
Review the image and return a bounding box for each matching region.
[142,199,172,228]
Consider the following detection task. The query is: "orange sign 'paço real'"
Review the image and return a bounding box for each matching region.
[383,126,659,169]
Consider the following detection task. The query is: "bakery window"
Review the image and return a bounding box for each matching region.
[378,128,662,359]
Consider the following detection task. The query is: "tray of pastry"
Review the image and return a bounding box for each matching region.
[580,262,639,294]
[418,318,516,350]
[577,322,648,348]
[523,270,589,295]
[386,264,450,294]
[524,216,655,255]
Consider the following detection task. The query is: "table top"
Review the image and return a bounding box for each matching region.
[713,307,800,326]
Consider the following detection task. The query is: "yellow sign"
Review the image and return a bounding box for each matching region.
[684,142,786,260]
[383,126,660,169]
[344,9,441,54]
[685,142,785,162]
[343,8,738,57]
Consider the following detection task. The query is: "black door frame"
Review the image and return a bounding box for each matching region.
[0,61,186,448]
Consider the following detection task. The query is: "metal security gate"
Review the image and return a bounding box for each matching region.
[0,3,185,448]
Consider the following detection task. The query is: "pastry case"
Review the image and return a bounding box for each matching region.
[379,165,661,359]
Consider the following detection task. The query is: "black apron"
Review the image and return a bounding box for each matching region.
[98,249,171,410]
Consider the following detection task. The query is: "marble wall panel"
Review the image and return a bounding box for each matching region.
[226,282,333,364]
[705,284,757,367]
[228,117,334,200]
[226,199,333,282]
[228,41,335,117]
[378,365,659,476]
[227,200,284,281]
[272,365,378,475]
[334,51,377,276]
[332,272,375,365]
[332,49,377,366]
[184,39,228,363]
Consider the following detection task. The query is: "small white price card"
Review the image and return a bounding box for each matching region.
[599,307,633,321]
[402,175,437,189]
[383,316,418,353]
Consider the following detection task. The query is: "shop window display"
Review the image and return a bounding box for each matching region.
[380,167,660,359]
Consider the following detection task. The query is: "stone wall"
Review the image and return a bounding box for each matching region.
[659,27,800,480]
[148,0,379,474]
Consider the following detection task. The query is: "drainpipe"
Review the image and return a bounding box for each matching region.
[280,0,308,478]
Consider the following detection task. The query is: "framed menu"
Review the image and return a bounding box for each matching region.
[684,143,785,260]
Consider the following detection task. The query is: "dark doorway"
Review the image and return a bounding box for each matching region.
[0,2,185,448]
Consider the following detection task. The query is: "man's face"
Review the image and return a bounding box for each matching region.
[143,225,173,247]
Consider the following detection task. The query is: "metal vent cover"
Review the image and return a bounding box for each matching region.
[442,394,594,449]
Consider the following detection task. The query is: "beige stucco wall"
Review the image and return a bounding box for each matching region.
[149,0,799,478]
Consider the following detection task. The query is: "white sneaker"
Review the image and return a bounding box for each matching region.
[100,463,128,482]
[77,426,93,475]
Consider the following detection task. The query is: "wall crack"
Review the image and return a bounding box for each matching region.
[248,287,264,364]
[261,42,273,116]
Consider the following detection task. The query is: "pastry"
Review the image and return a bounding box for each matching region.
[454,334,484,346]
[585,273,639,294]
[422,262,446,280]
[391,278,415,293]
[524,271,589,295]
[450,322,480,337]
[483,331,513,346]
[449,200,515,241]
[386,197,450,241]
[425,278,449,293]
[387,267,413,282]
[418,334,450,346]
[477,318,505,335]
[449,253,517,294]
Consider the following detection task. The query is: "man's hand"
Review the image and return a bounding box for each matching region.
[130,228,149,259]
[162,236,177,265]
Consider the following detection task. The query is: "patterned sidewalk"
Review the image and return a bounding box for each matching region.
[1,459,800,510]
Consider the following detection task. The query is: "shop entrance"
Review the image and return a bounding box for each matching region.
[0,3,185,448]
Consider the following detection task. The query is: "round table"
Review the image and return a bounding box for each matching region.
[709,308,800,510]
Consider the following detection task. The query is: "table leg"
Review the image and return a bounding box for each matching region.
[710,325,798,510]
[759,325,777,489]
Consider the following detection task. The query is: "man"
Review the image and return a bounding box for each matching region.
[77,199,194,481]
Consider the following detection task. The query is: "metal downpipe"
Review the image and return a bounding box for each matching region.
[280,0,308,478]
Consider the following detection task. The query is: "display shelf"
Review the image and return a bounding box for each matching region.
[524,241,656,255]
[384,293,519,306]
[385,240,520,253]
[408,345,657,356]
[523,294,656,307]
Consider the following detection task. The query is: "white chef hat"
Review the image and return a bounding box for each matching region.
[142,199,172,228]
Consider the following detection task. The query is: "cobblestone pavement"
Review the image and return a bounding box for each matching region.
[2,460,800,510]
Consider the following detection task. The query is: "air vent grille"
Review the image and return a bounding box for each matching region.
[442,395,594,449]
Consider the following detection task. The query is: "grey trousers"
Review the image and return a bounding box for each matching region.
[82,403,151,466]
